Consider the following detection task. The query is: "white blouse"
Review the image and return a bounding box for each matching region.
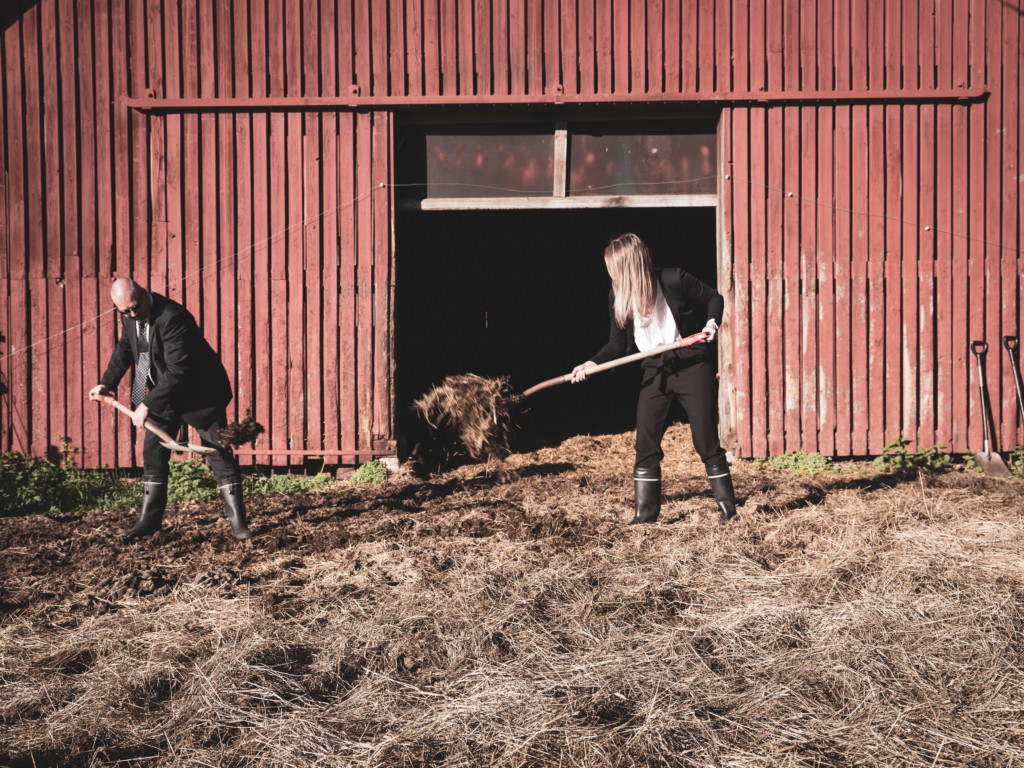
[633,282,680,352]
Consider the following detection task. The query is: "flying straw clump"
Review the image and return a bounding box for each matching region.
[411,374,521,467]
[217,413,266,448]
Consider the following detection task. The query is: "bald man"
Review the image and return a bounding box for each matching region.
[89,278,252,540]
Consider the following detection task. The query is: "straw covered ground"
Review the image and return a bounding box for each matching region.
[2,424,1023,767]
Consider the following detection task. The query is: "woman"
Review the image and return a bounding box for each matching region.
[571,233,736,525]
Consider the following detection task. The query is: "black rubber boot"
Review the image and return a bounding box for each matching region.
[121,480,167,539]
[219,482,252,540]
[629,466,662,525]
[707,461,737,523]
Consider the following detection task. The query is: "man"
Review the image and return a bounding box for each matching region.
[89,278,252,540]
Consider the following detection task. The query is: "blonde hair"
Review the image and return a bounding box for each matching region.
[604,233,656,328]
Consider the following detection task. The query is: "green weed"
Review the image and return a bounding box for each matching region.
[873,437,951,474]
[752,450,834,475]
[350,459,389,485]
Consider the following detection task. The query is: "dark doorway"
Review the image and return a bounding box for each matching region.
[395,207,718,457]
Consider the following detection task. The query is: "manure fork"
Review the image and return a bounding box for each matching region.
[90,393,221,456]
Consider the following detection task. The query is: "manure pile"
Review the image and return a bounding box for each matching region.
[410,373,522,469]
[1,426,1023,768]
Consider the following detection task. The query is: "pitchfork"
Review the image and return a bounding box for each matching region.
[90,393,220,456]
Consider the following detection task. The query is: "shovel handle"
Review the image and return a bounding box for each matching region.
[971,340,988,357]
[90,393,218,455]
[522,331,710,397]
[1005,336,1019,353]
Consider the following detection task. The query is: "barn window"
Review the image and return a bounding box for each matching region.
[396,119,718,210]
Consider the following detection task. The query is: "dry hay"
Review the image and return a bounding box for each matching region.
[217,412,266,447]
[410,374,521,470]
[2,425,1024,767]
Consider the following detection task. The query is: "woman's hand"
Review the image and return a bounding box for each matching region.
[571,361,596,383]
[701,319,719,342]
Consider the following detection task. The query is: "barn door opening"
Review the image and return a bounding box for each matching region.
[395,207,718,455]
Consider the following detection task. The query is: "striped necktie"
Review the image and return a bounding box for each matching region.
[131,322,150,408]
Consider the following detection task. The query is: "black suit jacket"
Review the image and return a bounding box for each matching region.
[590,268,724,365]
[100,293,232,418]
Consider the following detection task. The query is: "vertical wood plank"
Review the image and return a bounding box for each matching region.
[233,0,254,433]
[5,14,27,454]
[999,0,1020,450]
[287,0,305,464]
[833,0,852,456]
[423,0,440,95]
[322,0,340,455]
[849,0,868,456]
[934,0,953,450]
[508,0,525,94]
[248,0,269,462]
[917,0,936,448]
[303,0,322,452]
[441,0,458,95]
[765,0,783,455]
[491,0,509,95]
[355,113,373,452]
[749,108,768,457]
[631,0,646,94]
[545,0,561,94]
[59,0,82,454]
[476,0,491,95]
[267,0,287,464]
[390,0,406,96]
[339,114,357,463]
[883,0,902,447]
[304,115,323,453]
[147,0,167,293]
[527,0,543,93]
[372,111,392,445]
[404,0,421,96]
[612,0,627,93]
[681,0,696,92]
[458,0,474,94]
[594,0,611,94]
[77,2,101,464]
[32,1,54,456]
[560,0,577,96]
[697,0,713,92]
[730,110,751,457]
[663,0,680,93]
[164,0,183,307]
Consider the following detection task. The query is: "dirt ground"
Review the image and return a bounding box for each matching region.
[2,425,1023,767]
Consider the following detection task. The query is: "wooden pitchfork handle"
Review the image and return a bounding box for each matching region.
[522,331,712,397]
[91,393,219,456]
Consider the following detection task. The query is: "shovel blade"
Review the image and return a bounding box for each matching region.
[974,451,1014,478]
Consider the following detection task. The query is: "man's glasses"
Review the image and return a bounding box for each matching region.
[118,301,142,316]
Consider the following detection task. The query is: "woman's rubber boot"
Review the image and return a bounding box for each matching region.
[707,461,737,524]
[121,480,167,539]
[219,482,253,540]
[630,467,662,525]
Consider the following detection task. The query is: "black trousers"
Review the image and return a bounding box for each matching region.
[634,353,727,472]
[143,405,241,486]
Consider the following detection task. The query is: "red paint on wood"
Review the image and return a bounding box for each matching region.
[355,113,374,451]
[749,107,768,456]
[663,0,680,93]
[730,115,752,457]
[339,114,357,463]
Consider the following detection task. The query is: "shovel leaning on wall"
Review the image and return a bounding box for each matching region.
[970,341,1013,478]
[1004,336,1024,430]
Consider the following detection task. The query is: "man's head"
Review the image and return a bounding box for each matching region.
[110,278,151,322]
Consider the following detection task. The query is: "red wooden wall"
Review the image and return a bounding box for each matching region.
[0,0,1020,465]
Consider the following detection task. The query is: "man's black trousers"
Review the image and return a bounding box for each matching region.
[143,405,242,485]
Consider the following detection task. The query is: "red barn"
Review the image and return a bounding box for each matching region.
[0,0,1021,467]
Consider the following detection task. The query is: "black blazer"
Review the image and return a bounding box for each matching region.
[100,293,232,418]
[590,268,724,365]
